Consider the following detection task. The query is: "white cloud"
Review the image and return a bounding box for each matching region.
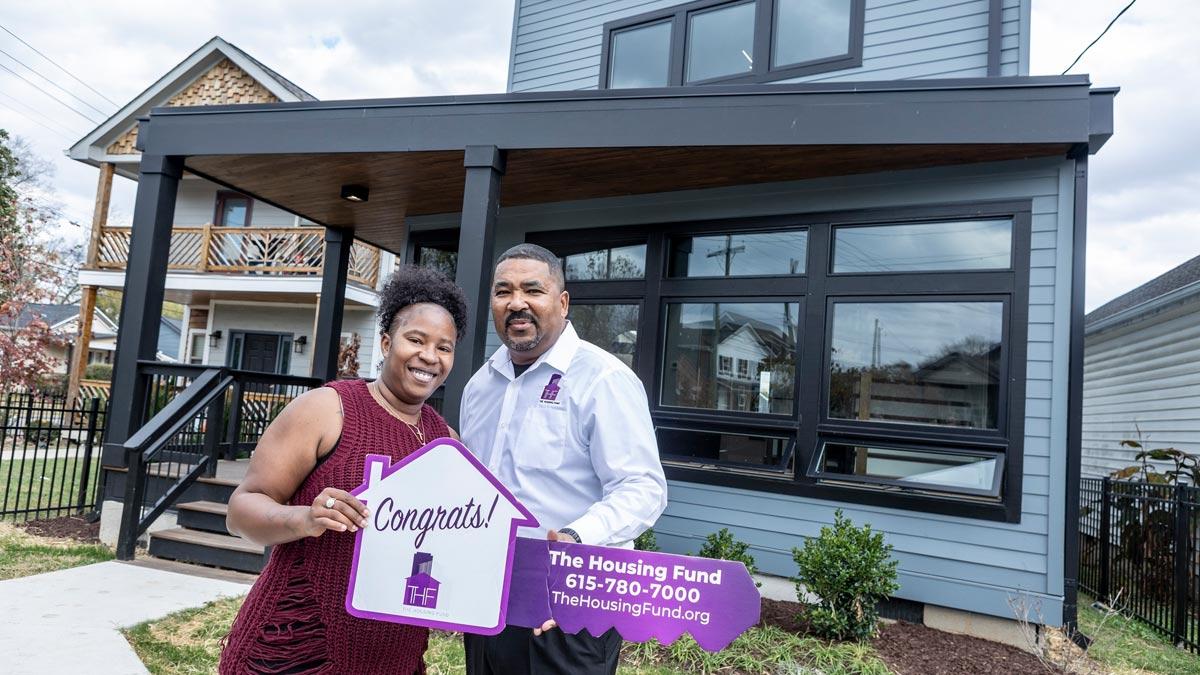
[1,0,1194,312]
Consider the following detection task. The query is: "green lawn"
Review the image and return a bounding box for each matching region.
[125,595,891,675]
[1080,594,1200,674]
[0,522,113,580]
[0,456,98,520]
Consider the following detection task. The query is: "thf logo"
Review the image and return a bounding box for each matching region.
[540,374,563,402]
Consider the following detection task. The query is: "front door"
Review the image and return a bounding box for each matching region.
[230,331,292,374]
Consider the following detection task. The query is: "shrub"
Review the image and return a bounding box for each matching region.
[697,528,761,586]
[634,528,659,552]
[792,510,899,641]
[84,363,113,381]
[26,419,62,445]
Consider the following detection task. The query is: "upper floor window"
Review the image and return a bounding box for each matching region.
[215,191,253,227]
[601,0,864,88]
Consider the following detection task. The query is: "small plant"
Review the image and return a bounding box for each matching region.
[792,510,899,642]
[634,528,659,552]
[697,528,761,586]
[83,363,113,381]
[25,419,61,445]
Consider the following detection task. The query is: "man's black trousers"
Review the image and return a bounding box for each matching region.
[463,625,621,674]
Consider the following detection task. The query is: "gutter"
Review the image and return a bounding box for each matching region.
[1085,279,1200,336]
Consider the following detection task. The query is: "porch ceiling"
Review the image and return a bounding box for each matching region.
[185,143,1070,253]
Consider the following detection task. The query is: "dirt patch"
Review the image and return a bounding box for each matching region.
[873,621,1057,674]
[760,596,1059,674]
[18,515,100,542]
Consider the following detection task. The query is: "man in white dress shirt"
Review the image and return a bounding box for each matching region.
[460,243,667,675]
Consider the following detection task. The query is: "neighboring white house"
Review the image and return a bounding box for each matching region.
[65,37,394,394]
[9,302,121,373]
[1082,254,1200,478]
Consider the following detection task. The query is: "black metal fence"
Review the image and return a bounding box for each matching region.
[1079,477,1200,651]
[0,392,107,521]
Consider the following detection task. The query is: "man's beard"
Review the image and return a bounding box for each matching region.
[504,311,543,352]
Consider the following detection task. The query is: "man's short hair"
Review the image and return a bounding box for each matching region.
[495,243,565,291]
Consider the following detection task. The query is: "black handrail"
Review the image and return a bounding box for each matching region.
[115,364,321,560]
[117,369,232,559]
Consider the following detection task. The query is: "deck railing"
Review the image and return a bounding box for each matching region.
[93,225,382,288]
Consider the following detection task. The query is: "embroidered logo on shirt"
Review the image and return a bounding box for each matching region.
[540,374,563,404]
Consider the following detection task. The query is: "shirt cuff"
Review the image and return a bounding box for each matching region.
[564,512,607,547]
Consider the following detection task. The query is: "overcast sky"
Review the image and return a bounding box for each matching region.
[1,0,1195,311]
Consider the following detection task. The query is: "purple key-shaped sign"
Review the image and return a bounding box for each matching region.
[344,439,760,650]
[506,538,761,652]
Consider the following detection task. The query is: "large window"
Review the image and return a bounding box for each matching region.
[601,0,865,88]
[532,203,1030,521]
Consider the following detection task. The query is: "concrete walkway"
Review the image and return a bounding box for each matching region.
[0,560,252,674]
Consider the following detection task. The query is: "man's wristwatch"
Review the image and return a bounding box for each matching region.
[557,528,582,544]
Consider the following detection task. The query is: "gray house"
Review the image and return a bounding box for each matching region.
[103,0,1114,639]
[1082,255,1200,478]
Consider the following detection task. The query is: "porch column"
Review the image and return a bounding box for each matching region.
[312,227,351,382]
[67,161,115,404]
[444,145,505,428]
[103,155,184,466]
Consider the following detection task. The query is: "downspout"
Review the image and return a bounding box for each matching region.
[1062,148,1088,639]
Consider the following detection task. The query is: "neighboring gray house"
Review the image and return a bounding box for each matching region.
[1082,255,1200,478]
[103,0,1115,639]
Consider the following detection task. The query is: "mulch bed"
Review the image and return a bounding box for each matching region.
[17,515,101,542]
[759,598,1058,674]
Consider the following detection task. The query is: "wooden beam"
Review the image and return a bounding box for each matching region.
[85,162,115,267]
[66,286,98,405]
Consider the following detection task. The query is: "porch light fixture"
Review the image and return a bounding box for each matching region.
[294,335,307,353]
[340,184,369,203]
[209,330,222,349]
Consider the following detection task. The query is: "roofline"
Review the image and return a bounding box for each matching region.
[135,75,1116,158]
[66,36,314,166]
[1085,278,1200,335]
[149,74,1097,116]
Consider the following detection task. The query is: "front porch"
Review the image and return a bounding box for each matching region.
[102,76,1111,625]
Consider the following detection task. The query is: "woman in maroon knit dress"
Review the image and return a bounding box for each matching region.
[220,267,468,675]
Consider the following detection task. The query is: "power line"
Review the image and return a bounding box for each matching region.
[1062,0,1139,75]
[0,47,111,117]
[0,23,118,106]
[0,87,81,136]
[0,96,77,141]
[0,61,102,123]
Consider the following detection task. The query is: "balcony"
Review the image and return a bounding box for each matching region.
[91,225,382,289]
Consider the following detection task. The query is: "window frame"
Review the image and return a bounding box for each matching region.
[213,190,253,227]
[528,200,1030,522]
[599,0,866,89]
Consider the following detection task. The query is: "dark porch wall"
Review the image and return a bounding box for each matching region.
[405,157,1074,623]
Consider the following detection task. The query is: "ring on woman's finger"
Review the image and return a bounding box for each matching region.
[324,497,337,509]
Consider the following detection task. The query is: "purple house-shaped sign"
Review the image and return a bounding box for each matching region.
[404,552,440,609]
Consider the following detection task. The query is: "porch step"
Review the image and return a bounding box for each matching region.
[148,527,268,574]
[177,500,231,535]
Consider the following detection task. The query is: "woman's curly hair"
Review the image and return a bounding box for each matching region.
[377,265,468,340]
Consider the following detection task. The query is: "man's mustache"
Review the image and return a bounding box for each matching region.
[506,311,537,327]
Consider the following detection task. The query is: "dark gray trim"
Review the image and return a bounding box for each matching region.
[312,227,351,382]
[1062,152,1088,636]
[529,199,1032,522]
[137,77,1109,158]
[104,155,184,468]
[598,0,865,88]
[443,146,506,430]
[987,0,1004,77]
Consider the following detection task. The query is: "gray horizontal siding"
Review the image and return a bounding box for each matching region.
[509,0,1027,92]
[1082,296,1200,478]
[408,157,1072,622]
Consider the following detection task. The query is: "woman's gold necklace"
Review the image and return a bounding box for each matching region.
[369,380,425,445]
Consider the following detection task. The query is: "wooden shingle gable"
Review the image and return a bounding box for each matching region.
[105,58,281,155]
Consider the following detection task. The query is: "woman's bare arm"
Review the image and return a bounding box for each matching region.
[226,388,368,546]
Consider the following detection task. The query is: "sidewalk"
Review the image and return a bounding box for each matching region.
[0,559,252,674]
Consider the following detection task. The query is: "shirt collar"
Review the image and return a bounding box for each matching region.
[488,321,580,379]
